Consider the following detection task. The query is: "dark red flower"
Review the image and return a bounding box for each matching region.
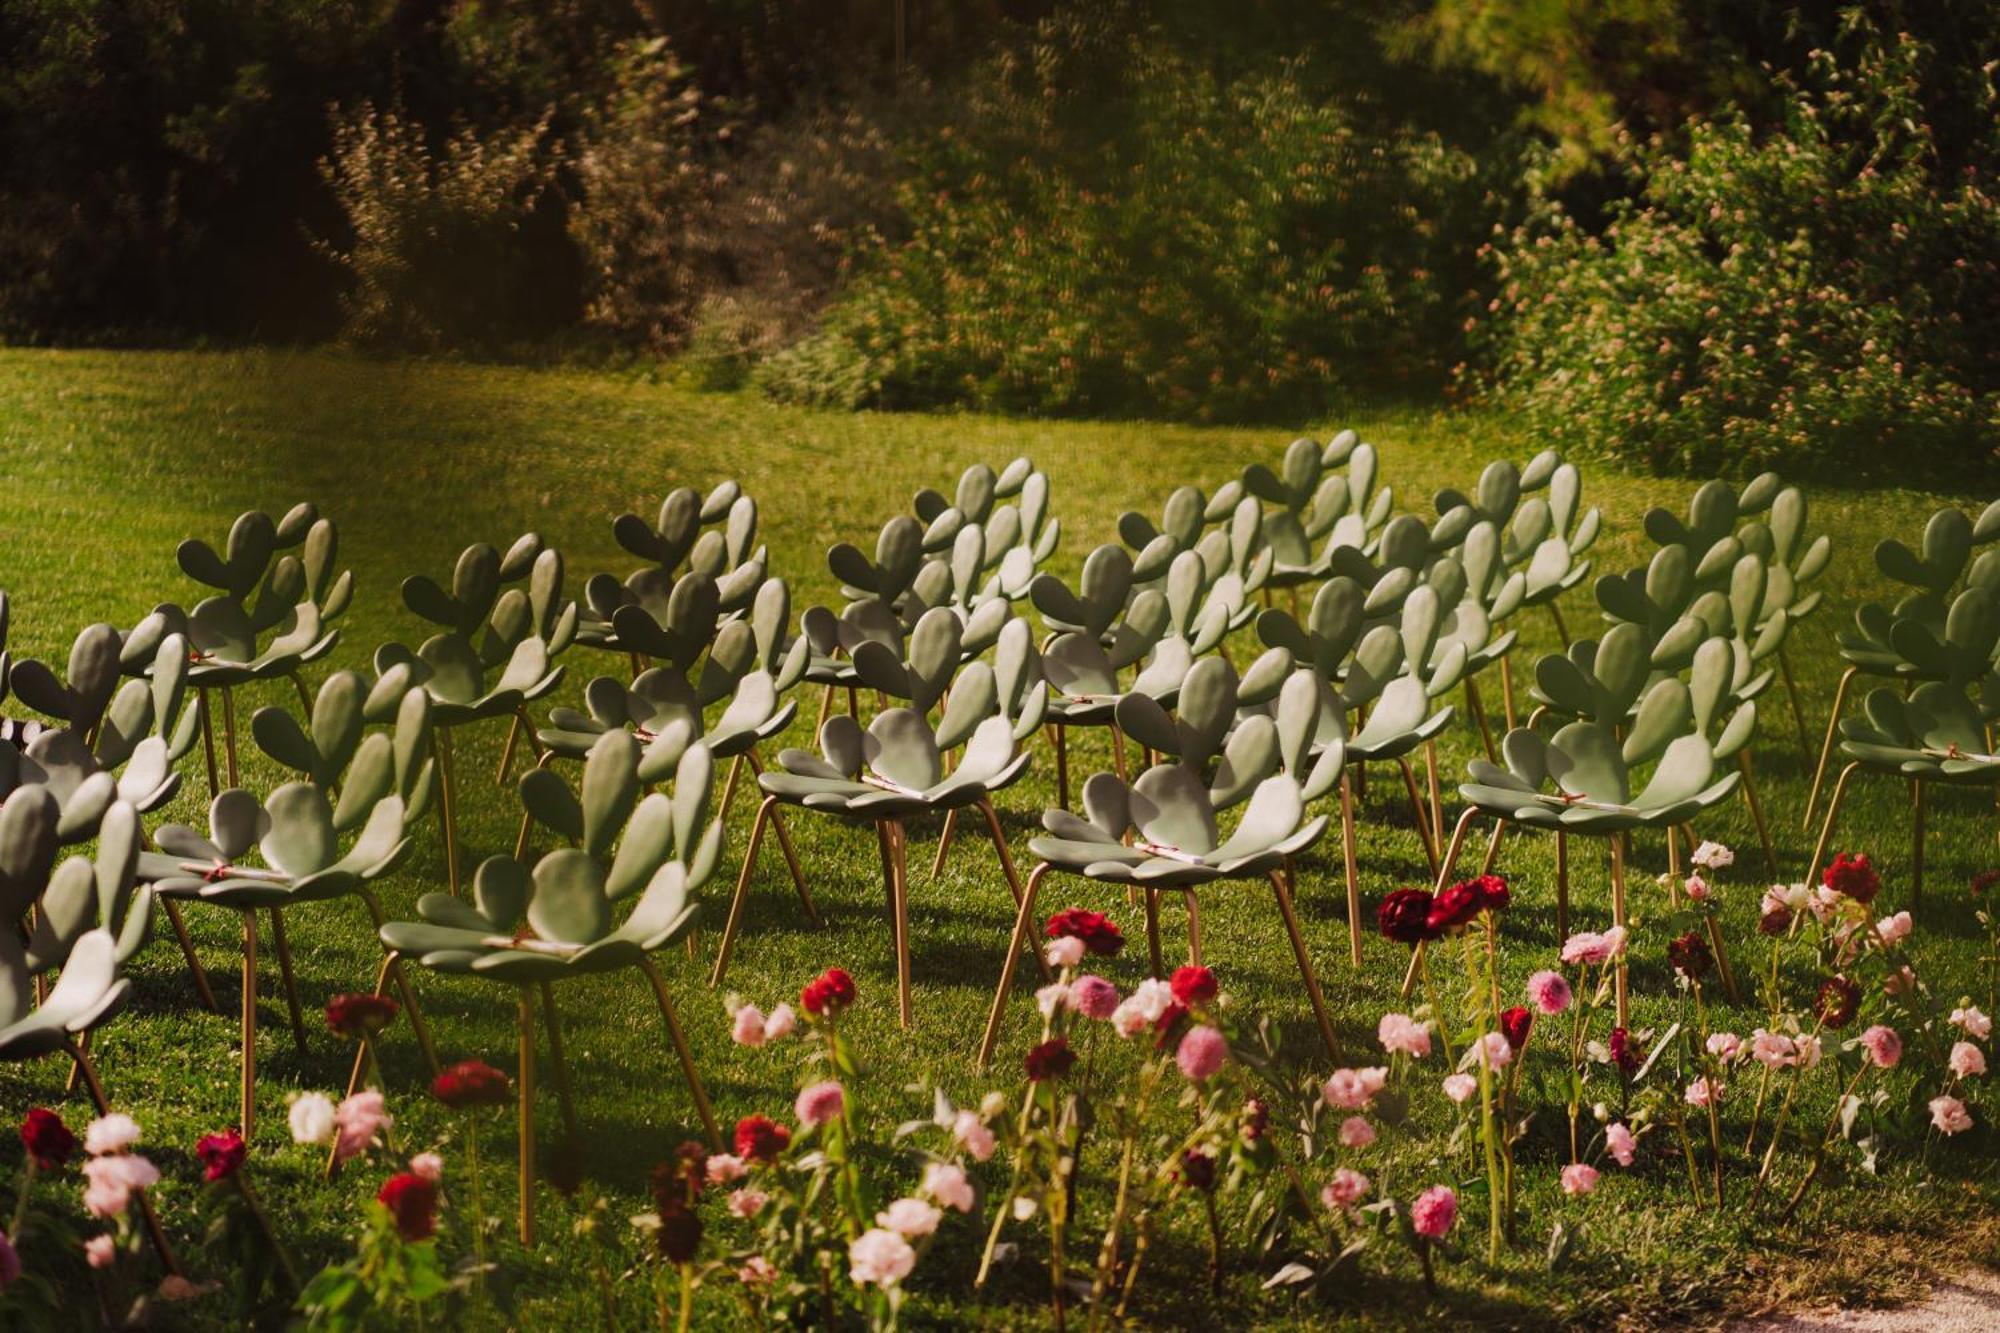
[1816,975,1862,1030]
[652,1141,708,1212]
[1025,1037,1076,1082]
[1044,909,1125,957]
[377,1171,438,1242]
[656,1198,703,1263]
[1667,930,1712,981]
[1152,1002,1190,1052]
[800,967,858,1017]
[1468,874,1511,913]
[1239,1098,1269,1142]
[1823,852,1880,905]
[1179,1150,1216,1191]
[1973,869,2000,895]
[1377,888,1437,944]
[1759,904,1793,936]
[20,1108,76,1170]
[1425,881,1483,934]
[196,1129,247,1183]
[432,1060,511,1110]
[734,1115,790,1162]
[1499,1006,1533,1054]
[1608,1026,1643,1076]
[326,993,400,1037]
[1170,965,1217,1006]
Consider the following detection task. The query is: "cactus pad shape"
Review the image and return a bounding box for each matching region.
[1459,715,1741,835]
[1432,451,1601,608]
[578,481,769,653]
[1241,430,1393,587]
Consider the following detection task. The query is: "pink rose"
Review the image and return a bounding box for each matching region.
[1338,1115,1375,1148]
[923,1162,975,1213]
[728,1188,768,1218]
[953,1110,996,1162]
[1931,1095,1974,1135]
[1176,1025,1229,1081]
[1321,1167,1370,1209]
[1442,1073,1477,1104]
[732,1003,769,1047]
[1526,970,1572,1015]
[796,1080,846,1128]
[1950,1041,1987,1079]
[1410,1185,1458,1239]
[333,1090,390,1164]
[762,1004,798,1041]
[1377,1012,1433,1058]
[1859,1025,1902,1069]
[1605,1122,1636,1166]
[706,1153,746,1185]
[85,1234,116,1268]
[848,1227,916,1287]
[1067,975,1120,1020]
[1952,1006,1993,1039]
[1560,1163,1600,1195]
[876,1197,942,1237]
[1045,936,1086,969]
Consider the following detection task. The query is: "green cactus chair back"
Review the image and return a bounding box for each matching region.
[978,664,1341,1067]
[136,681,438,1137]
[1432,451,1600,633]
[119,505,350,790]
[577,481,768,664]
[910,457,1060,604]
[1117,482,1248,584]
[375,533,577,894]
[1809,501,2000,829]
[378,731,722,1242]
[714,610,1048,1027]
[1241,431,1393,590]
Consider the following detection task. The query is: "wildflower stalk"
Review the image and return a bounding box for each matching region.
[1749,1016,1827,1209]
[1689,979,1725,1206]
[1776,1062,1872,1222]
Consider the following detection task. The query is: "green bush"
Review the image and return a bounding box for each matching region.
[761,11,1487,421]
[1467,18,2000,483]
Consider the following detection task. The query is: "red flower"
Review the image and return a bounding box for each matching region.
[1377,888,1437,944]
[196,1129,247,1183]
[1816,975,1862,1029]
[656,1198,703,1262]
[432,1061,511,1109]
[1179,1149,1216,1191]
[1667,930,1712,980]
[1044,909,1125,957]
[1499,1006,1533,1053]
[1425,881,1483,934]
[1024,1037,1076,1081]
[326,993,400,1037]
[1973,869,2000,895]
[1170,965,1217,1006]
[377,1171,438,1242]
[1608,1026,1642,1076]
[734,1115,791,1162]
[1468,874,1510,913]
[800,968,858,1018]
[1152,1002,1190,1052]
[20,1108,76,1170]
[1759,904,1792,936]
[1823,852,1880,905]
[1239,1098,1269,1142]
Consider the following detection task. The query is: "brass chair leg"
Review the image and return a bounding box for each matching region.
[890,821,913,1029]
[1184,890,1202,967]
[816,682,836,730]
[1807,762,1863,889]
[978,797,1049,982]
[240,909,258,1138]
[292,671,315,716]
[709,796,775,987]
[1432,808,1481,894]
[66,1041,180,1275]
[1500,654,1518,730]
[1611,837,1629,1027]
[495,711,523,785]
[930,808,959,880]
[199,687,221,798]
[1111,725,1130,781]
[538,984,582,1151]
[359,893,441,1075]
[1479,818,1505,876]
[1548,601,1571,649]
[221,684,240,787]
[637,957,722,1150]
[1396,760,1439,877]
[1912,778,1926,908]
[1424,742,1444,852]
[161,897,219,1012]
[978,864,1050,1069]
[717,752,747,826]
[1271,866,1339,1061]
[269,908,310,1054]
[1144,888,1164,978]
[438,727,462,896]
[1340,775,1364,966]
[518,988,536,1247]
[1465,676,1498,763]
[1739,751,1779,879]
[1555,829,1569,942]
[1803,667,1859,831]
[745,751,816,921]
[1055,722,1070,809]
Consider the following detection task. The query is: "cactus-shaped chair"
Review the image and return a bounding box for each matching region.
[1241,431,1393,591]
[714,611,1047,1026]
[375,534,576,893]
[979,666,1339,1066]
[576,482,768,670]
[910,457,1060,605]
[378,731,721,1242]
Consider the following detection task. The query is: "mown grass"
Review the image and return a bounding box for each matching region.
[1,347,1997,1330]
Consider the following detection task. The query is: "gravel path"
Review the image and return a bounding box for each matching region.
[1731,1270,2000,1332]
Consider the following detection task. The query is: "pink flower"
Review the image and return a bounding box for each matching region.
[1561,928,1626,965]
[1750,1030,1796,1069]
[1859,1025,1902,1069]
[1953,1006,1993,1039]
[1377,1012,1433,1058]
[796,1080,846,1127]
[1950,1041,1986,1079]
[1323,1067,1386,1109]
[1684,1077,1717,1108]
[1930,1095,1974,1135]
[1045,936,1085,969]
[1883,965,1918,997]
[333,1090,390,1164]
[85,1234,116,1268]
[1479,1031,1513,1070]
[923,1162,975,1213]
[409,1152,443,1183]
[1691,841,1733,870]
[1442,1073,1477,1104]
[1176,1026,1228,1081]
[1067,975,1120,1020]
[1526,970,1572,1015]
[1876,911,1913,946]
[953,1110,996,1162]
[1034,982,1069,1019]
[1684,874,1711,903]
[1321,1167,1370,1209]
[83,1114,141,1157]
[1605,1122,1636,1166]
[876,1197,942,1237]
[728,1188,768,1218]
[848,1227,916,1287]
[1410,1185,1458,1239]
[1706,1032,1743,1063]
[732,1003,769,1046]
[81,1154,159,1218]
[1111,979,1175,1037]
[738,1256,779,1286]
[762,1004,797,1041]
[1338,1116,1375,1148]
[1560,1163,1600,1195]
[1794,1034,1824,1068]
[706,1153,746,1185]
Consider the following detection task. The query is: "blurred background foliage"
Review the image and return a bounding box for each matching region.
[1,0,1995,479]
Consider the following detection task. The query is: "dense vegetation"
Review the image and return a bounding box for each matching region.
[2,2,1997,479]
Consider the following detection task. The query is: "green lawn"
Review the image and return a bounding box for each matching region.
[2,347,1997,1329]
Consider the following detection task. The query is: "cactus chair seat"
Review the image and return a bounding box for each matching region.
[375,534,577,894]
[136,739,438,1138]
[378,731,721,1244]
[1809,681,2000,910]
[575,482,767,660]
[710,610,1048,1028]
[977,669,1342,1068]
[1,795,178,1271]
